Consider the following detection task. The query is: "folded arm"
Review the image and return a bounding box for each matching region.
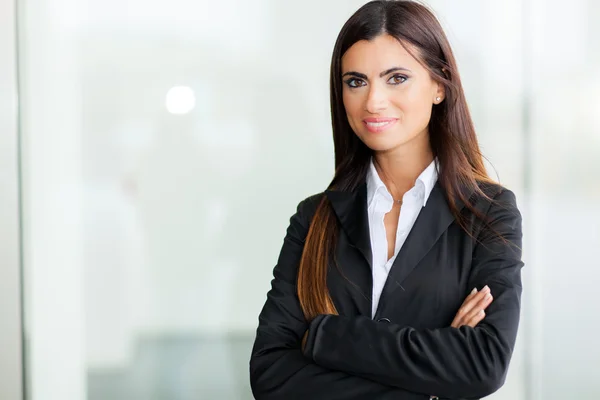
[302,189,524,399]
[250,195,425,400]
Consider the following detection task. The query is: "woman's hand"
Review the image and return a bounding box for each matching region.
[450,285,493,328]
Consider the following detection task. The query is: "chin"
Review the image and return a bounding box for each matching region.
[359,133,408,153]
[362,142,393,152]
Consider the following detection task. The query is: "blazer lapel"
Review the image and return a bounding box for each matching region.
[325,183,372,270]
[378,182,460,305]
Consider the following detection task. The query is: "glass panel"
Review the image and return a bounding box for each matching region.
[527,0,600,398]
[0,0,24,397]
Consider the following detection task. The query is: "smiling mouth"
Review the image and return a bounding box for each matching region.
[363,118,398,133]
[366,121,393,127]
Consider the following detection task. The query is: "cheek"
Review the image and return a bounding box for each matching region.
[393,91,432,126]
[342,92,360,114]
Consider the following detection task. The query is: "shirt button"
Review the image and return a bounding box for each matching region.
[377,318,391,323]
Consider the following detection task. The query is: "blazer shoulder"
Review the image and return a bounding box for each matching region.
[295,192,326,222]
[284,192,326,245]
[472,182,522,234]
[475,181,519,208]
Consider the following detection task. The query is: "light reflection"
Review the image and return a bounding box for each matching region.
[165,86,195,115]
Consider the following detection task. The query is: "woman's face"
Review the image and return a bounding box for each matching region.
[341,34,444,154]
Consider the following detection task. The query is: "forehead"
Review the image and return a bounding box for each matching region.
[341,34,423,73]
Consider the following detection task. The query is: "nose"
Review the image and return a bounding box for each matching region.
[364,83,388,114]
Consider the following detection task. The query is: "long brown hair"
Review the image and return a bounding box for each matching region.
[297,0,496,321]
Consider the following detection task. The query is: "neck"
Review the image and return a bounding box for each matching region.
[372,142,434,199]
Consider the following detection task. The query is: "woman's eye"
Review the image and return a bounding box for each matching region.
[389,74,408,85]
[345,78,365,88]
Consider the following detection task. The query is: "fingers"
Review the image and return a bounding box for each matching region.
[450,288,479,327]
[461,309,486,328]
[451,287,482,327]
[451,285,493,328]
[462,289,493,327]
[464,287,479,302]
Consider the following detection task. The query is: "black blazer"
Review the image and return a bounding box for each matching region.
[250,180,523,400]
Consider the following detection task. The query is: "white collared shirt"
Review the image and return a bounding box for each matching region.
[366,158,439,317]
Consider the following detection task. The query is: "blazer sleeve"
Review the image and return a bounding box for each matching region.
[250,195,426,400]
[302,188,524,399]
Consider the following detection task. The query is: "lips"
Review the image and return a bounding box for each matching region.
[363,117,398,133]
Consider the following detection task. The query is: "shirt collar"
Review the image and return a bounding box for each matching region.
[419,158,439,207]
[366,159,388,209]
[366,157,439,209]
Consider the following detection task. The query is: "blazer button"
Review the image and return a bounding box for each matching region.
[377,318,391,323]
[429,397,439,400]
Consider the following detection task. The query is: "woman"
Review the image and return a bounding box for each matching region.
[250,1,523,399]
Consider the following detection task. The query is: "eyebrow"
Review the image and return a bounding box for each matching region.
[342,67,412,79]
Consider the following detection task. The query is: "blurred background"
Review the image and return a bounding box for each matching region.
[1,0,599,399]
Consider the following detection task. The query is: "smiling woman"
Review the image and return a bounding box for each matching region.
[250,1,523,399]
[341,36,444,151]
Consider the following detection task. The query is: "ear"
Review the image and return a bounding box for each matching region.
[434,81,445,104]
